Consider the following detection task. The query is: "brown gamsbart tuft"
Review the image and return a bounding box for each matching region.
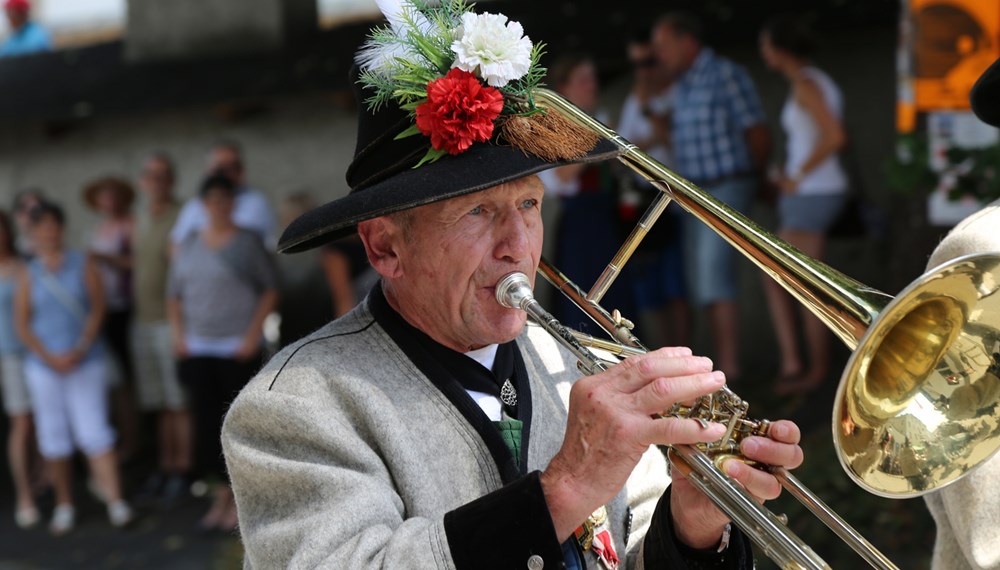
[499,110,600,162]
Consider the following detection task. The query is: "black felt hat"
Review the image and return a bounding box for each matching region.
[971,57,1000,128]
[277,67,620,253]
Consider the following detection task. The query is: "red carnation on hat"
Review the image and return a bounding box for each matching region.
[416,68,504,155]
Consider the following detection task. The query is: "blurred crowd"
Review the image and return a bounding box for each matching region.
[0,4,862,551]
[1,140,376,538]
[540,11,853,394]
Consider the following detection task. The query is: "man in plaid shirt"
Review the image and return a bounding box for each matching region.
[652,11,772,382]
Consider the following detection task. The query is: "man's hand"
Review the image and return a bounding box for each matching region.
[541,347,728,541]
[669,420,804,549]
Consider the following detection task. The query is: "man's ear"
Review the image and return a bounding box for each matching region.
[358,217,403,279]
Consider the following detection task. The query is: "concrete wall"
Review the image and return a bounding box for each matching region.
[0,93,357,247]
[126,0,287,61]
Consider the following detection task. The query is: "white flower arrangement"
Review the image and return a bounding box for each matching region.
[451,12,534,87]
[355,0,547,165]
[354,0,598,166]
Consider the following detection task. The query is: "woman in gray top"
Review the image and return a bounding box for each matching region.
[167,174,278,533]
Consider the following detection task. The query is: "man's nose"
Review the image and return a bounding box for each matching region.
[495,209,531,262]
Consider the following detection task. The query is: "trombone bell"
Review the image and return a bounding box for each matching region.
[836,253,1000,497]
[532,86,1000,500]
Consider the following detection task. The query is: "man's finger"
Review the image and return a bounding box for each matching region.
[631,371,725,415]
[740,436,804,470]
[639,417,727,447]
[723,459,782,501]
[766,420,801,445]
[614,350,714,393]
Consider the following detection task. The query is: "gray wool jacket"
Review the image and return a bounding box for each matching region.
[923,198,1000,570]
[222,294,682,569]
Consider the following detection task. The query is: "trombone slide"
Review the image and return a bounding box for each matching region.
[496,272,836,570]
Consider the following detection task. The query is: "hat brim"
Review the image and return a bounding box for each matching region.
[278,137,620,253]
[971,56,1000,128]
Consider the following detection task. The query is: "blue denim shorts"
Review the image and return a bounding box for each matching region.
[629,241,687,310]
[779,193,847,232]
[629,210,686,310]
[683,177,755,306]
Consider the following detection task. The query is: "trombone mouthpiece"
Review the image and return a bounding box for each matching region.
[495,272,534,310]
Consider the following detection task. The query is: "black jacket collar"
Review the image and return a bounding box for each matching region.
[369,284,532,482]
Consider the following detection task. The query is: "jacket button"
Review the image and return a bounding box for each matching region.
[527,554,544,569]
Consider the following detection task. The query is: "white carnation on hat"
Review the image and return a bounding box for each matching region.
[451,12,533,87]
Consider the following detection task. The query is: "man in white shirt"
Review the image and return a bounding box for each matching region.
[170,141,276,248]
[617,32,674,170]
[616,31,692,347]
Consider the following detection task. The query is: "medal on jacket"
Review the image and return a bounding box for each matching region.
[573,505,619,569]
[500,378,517,407]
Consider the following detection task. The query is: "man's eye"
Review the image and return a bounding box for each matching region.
[469,205,483,215]
[521,199,538,209]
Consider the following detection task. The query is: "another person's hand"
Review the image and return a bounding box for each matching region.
[778,175,799,195]
[648,113,670,146]
[541,347,727,540]
[669,419,804,549]
[47,350,83,375]
[758,166,782,206]
[635,80,650,104]
[173,336,189,358]
[88,251,114,266]
[234,334,260,361]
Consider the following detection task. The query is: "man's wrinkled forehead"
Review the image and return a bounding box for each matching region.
[397,174,543,220]
[447,174,543,208]
[481,174,541,197]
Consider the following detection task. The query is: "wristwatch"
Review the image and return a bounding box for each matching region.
[716,523,732,553]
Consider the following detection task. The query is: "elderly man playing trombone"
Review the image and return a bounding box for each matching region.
[221,3,804,568]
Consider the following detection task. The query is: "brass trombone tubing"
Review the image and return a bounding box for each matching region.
[496,272,832,570]
[587,192,673,304]
[775,468,897,570]
[562,329,899,570]
[537,256,646,347]
[532,88,899,570]
[670,446,832,570]
[569,330,646,358]
[534,88,892,351]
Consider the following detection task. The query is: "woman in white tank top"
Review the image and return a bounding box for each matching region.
[760,16,848,396]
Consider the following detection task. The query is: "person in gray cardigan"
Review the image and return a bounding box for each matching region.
[922,198,1000,570]
[922,56,1000,570]
[222,4,805,568]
